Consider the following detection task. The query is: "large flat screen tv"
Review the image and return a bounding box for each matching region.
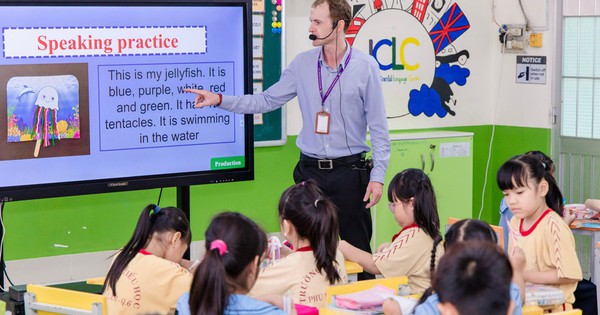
[0,0,254,201]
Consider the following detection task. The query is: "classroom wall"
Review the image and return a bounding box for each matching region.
[3,0,557,284]
[284,0,556,131]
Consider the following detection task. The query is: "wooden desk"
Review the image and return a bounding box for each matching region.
[570,221,600,311]
[344,261,363,283]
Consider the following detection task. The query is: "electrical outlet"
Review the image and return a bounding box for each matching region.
[507,40,524,50]
[507,27,523,36]
[500,24,528,53]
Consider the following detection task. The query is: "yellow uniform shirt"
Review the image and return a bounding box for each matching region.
[103,251,192,315]
[249,248,347,307]
[508,209,582,308]
[373,224,443,294]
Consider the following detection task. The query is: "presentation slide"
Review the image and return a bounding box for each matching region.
[0,3,252,200]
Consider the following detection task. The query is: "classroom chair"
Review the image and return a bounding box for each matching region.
[325,275,408,305]
[24,284,107,315]
[447,217,505,249]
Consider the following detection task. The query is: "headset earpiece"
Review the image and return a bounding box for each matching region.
[332,20,339,29]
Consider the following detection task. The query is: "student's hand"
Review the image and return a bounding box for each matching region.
[509,246,526,272]
[509,246,526,303]
[377,242,390,253]
[364,181,383,208]
[382,298,402,315]
[183,88,220,108]
[585,199,600,212]
[563,208,576,225]
[280,244,293,258]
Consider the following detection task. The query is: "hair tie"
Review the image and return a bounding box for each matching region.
[151,205,161,215]
[301,181,305,186]
[541,161,547,169]
[314,199,320,208]
[210,239,228,256]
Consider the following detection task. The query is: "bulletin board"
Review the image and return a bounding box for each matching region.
[252,0,286,146]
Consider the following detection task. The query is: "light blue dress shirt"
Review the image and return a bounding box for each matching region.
[220,43,390,183]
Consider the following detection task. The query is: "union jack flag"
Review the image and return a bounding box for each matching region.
[429,3,470,54]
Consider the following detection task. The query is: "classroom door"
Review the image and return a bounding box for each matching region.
[555,2,600,203]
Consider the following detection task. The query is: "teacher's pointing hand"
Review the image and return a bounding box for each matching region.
[183,89,221,108]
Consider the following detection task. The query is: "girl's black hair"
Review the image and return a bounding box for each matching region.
[433,241,513,315]
[103,204,190,296]
[444,219,498,250]
[189,212,267,315]
[388,168,442,275]
[524,150,555,175]
[418,219,499,305]
[279,179,342,284]
[497,154,564,216]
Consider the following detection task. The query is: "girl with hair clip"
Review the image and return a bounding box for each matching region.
[499,151,576,252]
[249,179,347,308]
[339,168,443,295]
[103,204,195,315]
[383,219,525,315]
[498,154,582,311]
[176,212,287,315]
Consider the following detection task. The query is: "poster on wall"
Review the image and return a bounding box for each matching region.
[516,55,546,84]
[346,0,471,120]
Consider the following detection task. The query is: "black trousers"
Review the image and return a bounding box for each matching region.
[293,156,375,280]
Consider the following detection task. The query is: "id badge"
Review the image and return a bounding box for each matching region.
[315,111,330,134]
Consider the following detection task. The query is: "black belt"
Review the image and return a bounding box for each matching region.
[299,152,365,170]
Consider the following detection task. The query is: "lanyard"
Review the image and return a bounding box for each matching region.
[317,47,352,106]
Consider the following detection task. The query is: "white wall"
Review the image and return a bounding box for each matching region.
[492,0,556,128]
[282,0,556,134]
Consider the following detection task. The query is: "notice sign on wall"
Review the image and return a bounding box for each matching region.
[516,55,546,84]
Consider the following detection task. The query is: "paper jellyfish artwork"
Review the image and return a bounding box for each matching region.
[6,75,80,157]
[32,86,60,157]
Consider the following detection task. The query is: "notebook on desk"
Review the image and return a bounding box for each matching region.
[328,285,417,315]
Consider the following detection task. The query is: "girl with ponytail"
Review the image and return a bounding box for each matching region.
[339,168,443,295]
[497,154,582,311]
[177,212,286,315]
[103,204,193,315]
[249,179,347,308]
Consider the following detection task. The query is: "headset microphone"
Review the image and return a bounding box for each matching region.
[308,20,339,41]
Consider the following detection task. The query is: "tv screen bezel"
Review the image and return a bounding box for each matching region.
[0,0,254,202]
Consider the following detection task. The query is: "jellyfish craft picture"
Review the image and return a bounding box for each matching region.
[32,87,60,157]
[6,75,81,158]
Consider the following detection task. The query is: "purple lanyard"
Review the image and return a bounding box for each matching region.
[317,47,352,106]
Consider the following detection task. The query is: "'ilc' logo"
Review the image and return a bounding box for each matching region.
[368,37,420,71]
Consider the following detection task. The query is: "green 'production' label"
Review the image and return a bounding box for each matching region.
[211,156,245,170]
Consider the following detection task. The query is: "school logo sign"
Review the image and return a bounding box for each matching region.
[347,0,471,118]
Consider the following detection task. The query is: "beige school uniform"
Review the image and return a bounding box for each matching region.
[249,248,347,307]
[103,251,192,315]
[373,224,443,294]
[508,209,582,310]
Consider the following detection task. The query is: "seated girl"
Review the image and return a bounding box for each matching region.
[103,204,193,315]
[339,168,443,295]
[177,212,287,315]
[249,180,347,307]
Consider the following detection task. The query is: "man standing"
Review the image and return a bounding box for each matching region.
[186,0,389,280]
